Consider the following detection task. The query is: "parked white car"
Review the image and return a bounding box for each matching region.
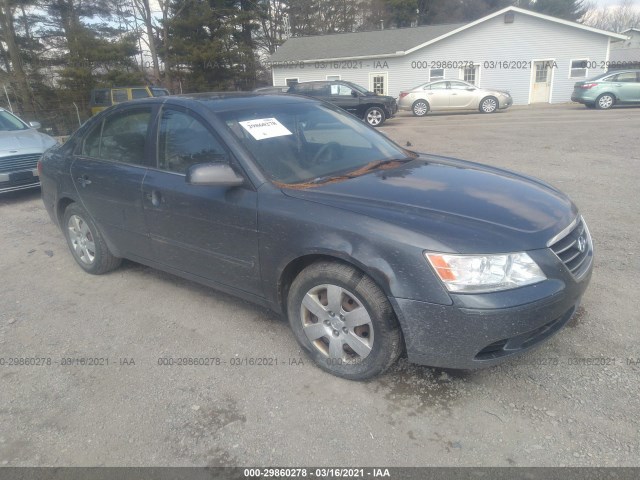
[398,80,513,116]
[0,108,58,193]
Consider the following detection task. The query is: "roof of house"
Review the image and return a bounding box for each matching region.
[270,6,627,63]
[269,22,465,62]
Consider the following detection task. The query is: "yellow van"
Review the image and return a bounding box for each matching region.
[89,86,170,115]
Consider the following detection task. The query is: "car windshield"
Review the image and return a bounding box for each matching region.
[0,110,29,131]
[219,103,413,185]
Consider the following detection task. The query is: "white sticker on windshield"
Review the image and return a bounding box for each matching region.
[239,118,292,140]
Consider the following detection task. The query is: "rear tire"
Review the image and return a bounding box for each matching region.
[287,261,403,380]
[412,100,429,117]
[596,93,615,110]
[63,203,121,275]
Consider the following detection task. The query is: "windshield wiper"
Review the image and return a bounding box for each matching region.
[309,158,411,185]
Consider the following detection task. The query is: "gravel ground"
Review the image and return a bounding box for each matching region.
[0,104,638,467]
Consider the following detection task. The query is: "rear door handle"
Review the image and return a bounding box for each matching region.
[77,175,92,187]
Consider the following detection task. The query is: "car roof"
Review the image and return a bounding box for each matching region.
[114,92,318,113]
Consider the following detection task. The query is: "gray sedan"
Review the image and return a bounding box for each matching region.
[1,108,58,193]
[398,80,512,116]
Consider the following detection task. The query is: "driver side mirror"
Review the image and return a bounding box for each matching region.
[186,163,244,187]
[29,121,42,130]
[351,91,358,97]
[466,87,476,91]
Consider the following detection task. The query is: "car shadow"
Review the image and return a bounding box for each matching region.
[0,188,41,205]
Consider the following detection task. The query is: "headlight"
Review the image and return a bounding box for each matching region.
[425,252,546,293]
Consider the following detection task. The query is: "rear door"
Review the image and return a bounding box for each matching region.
[142,106,261,294]
[71,106,154,257]
[423,81,449,110]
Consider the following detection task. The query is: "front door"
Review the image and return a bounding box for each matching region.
[142,106,261,295]
[531,61,553,103]
[70,106,153,257]
[328,83,361,116]
[611,71,640,102]
[448,81,477,109]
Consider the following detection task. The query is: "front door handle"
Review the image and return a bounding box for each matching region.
[145,190,163,207]
[77,175,92,187]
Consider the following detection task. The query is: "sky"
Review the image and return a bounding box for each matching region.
[590,0,637,7]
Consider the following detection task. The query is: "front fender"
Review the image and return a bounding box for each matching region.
[258,188,453,308]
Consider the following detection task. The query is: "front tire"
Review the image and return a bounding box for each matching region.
[480,96,498,113]
[596,93,615,110]
[412,100,429,117]
[63,203,121,275]
[287,261,403,380]
[364,107,385,127]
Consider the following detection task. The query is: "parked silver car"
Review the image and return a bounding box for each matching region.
[398,80,512,116]
[0,108,58,194]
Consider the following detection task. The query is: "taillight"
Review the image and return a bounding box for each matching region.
[37,159,43,176]
[579,83,598,89]
[399,92,408,99]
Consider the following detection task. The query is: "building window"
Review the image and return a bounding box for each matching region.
[460,65,479,85]
[570,59,588,78]
[285,78,299,87]
[326,75,340,81]
[535,63,549,83]
[369,73,388,95]
[429,68,444,81]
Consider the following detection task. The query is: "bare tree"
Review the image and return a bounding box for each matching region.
[582,0,640,32]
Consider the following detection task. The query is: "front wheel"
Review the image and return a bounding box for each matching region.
[364,107,385,127]
[596,93,615,110]
[480,96,498,113]
[63,203,121,275]
[287,261,403,380]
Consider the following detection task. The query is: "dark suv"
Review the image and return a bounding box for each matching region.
[287,81,397,127]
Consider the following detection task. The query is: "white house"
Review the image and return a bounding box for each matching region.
[269,6,627,105]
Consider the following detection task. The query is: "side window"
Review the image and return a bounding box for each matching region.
[112,89,128,103]
[158,109,228,174]
[330,84,353,96]
[449,81,469,90]
[99,109,152,164]
[82,122,103,157]
[427,82,448,90]
[614,72,637,83]
[92,89,110,106]
[132,88,151,99]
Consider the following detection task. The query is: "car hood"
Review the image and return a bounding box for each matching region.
[282,155,578,253]
[0,129,57,157]
[364,93,395,103]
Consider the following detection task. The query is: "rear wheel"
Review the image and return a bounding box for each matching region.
[364,107,385,127]
[412,100,429,117]
[596,93,615,110]
[63,203,121,275]
[287,261,403,380]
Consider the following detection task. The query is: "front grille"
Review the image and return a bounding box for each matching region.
[0,154,42,174]
[549,216,592,280]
